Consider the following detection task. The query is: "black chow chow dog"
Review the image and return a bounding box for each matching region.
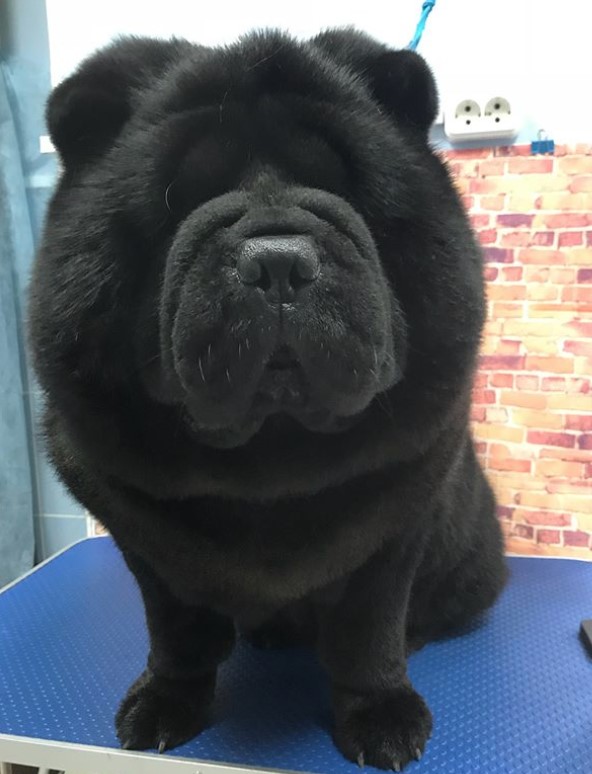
[29,29,507,770]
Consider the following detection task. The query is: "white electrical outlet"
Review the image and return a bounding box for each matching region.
[444,94,519,143]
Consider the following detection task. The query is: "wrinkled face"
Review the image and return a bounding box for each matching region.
[39,33,472,458]
[128,75,409,448]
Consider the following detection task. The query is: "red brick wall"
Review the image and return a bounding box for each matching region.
[444,144,592,558]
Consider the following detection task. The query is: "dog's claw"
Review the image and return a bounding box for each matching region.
[414,747,422,761]
[157,739,166,754]
[392,762,401,772]
[121,741,132,750]
[357,752,365,768]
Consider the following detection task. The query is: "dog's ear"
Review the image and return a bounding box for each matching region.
[47,37,190,169]
[313,29,438,136]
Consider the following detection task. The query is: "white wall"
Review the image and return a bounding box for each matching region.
[45,0,592,144]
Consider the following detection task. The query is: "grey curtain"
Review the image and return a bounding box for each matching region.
[0,59,35,586]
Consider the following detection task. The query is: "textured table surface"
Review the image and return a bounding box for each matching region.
[1,537,591,773]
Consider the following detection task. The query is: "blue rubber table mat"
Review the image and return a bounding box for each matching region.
[0,537,591,773]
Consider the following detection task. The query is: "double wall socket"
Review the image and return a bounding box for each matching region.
[444,95,519,142]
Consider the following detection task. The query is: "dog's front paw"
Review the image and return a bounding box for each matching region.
[116,670,214,752]
[333,685,433,771]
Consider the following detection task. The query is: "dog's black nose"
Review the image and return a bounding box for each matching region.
[237,236,320,302]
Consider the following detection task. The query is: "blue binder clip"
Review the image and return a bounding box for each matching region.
[531,129,555,155]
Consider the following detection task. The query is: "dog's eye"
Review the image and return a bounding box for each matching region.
[164,136,246,221]
[276,131,350,195]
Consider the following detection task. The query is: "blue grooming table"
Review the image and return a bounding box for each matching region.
[0,537,591,774]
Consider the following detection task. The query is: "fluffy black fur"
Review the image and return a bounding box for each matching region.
[30,29,507,770]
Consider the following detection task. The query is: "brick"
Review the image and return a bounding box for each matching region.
[507,174,571,192]
[500,521,514,540]
[562,286,592,303]
[461,195,475,209]
[515,375,539,390]
[497,505,514,520]
[470,214,490,229]
[524,356,573,374]
[453,177,470,195]
[558,232,584,247]
[549,268,577,284]
[515,508,572,527]
[564,248,592,265]
[508,195,539,212]
[527,430,576,448]
[502,320,569,338]
[577,269,592,282]
[483,266,499,281]
[537,213,590,229]
[479,159,507,176]
[536,459,583,478]
[481,195,506,210]
[500,391,547,409]
[490,373,513,388]
[475,441,488,455]
[470,178,505,194]
[586,231,592,246]
[540,447,592,462]
[512,409,563,429]
[488,471,544,491]
[521,336,558,355]
[518,249,565,265]
[492,302,524,318]
[524,267,550,282]
[558,156,592,174]
[518,492,558,509]
[472,389,496,404]
[573,515,592,533]
[526,285,559,301]
[573,357,592,377]
[486,285,526,300]
[566,378,591,394]
[546,394,592,411]
[574,144,592,156]
[483,246,513,264]
[564,415,592,431]
[497,213,534,228]
[471,406,487,421]
[567,321,592,338]
[483,320,505,335]
[530,232,555,247]
[579,435,592,450]
[530,495,592,514]
[508,157,554,174]
[500,231,531,248]
[478,229,498,245]
[537,529,561,545]
[538,193,588,210]
[528,302,592,318]
[447,148,492,160]
[480,354,525,370]
[512,524,534,540]
[473,372,489,388]
[473,423,524,443]
[486,407,510,423]
[547,479,592,494]
[489,457,532,472]
[541,377,566,392]
[494,145,531,157]
[564,341,592,357]
[500,267,523,281]
[563,531,590,547]
[570,176,592,193]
